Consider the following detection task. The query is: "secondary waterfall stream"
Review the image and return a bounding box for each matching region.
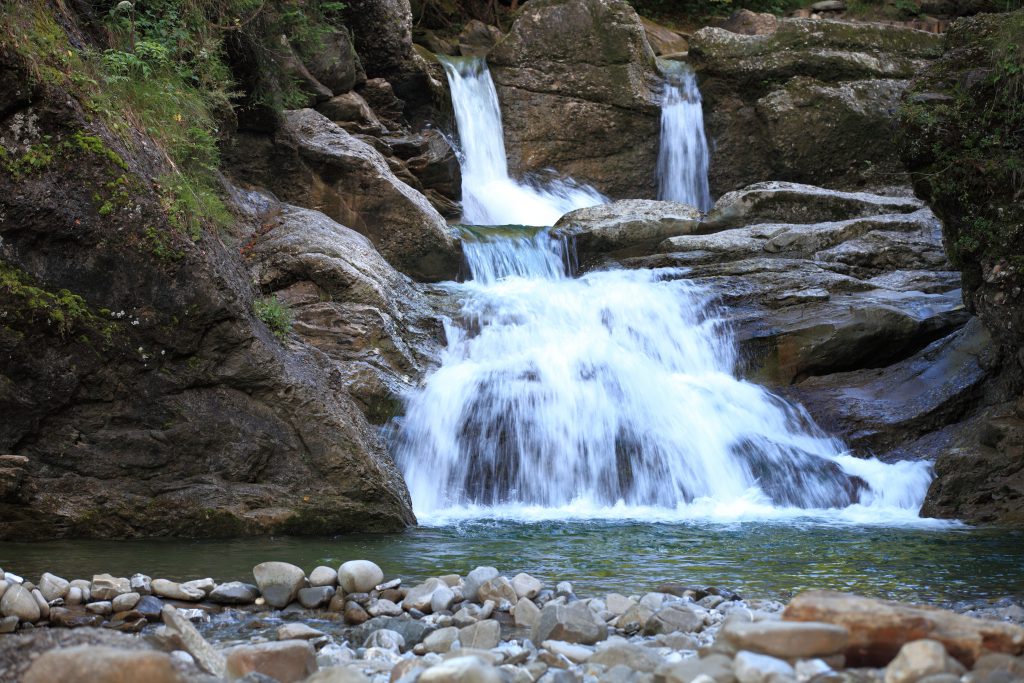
[395,57,935,523]
[657,61,712,211]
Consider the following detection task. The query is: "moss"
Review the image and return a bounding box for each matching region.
[0,263,112,340]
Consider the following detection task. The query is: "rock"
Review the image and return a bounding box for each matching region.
[209,581,260,605]
[543,640,594,664]
[457,20,503,57]
[590,643,664,672]
[305,667,371,683]
[37,573,69,602]
[720,9,779,36]
[317,92,384,136]
[367,598,403,617]
[423,626,460,653]
[342,0,414,77]
[136,595,164,620]
[349,615,436,648]
[181,578,214,596]
[151,579,205,602]
[405,578,448,612]
[48,606,104,628]
[605,594,637,616]
[884,639,966,683]
[478,577,518,606]
[644,604,707,635]
[488,0,661,198]
[233,109,461,282]
[338,560,385,593]
[733,650,796,683]
[783,590,1024,666]
[301,28,365,95]
[618,604,655,633]
[226,640,318,683]
[86,601,112,616]
[29,589,48,620]
[90,574,131,601]
[705,182,921,230]
[464,568,501,603]
[534,601,609,645]
[1,584,40,622]
[553,200,702,268]
[65,587,84,606]
[309,566,339,588]
[641,17,689,55]
[130,574,152,595]
[460,619,501,649]
[811,0,846,10]
[279,623,326,641]
[656,653,736,683]
[111,592,140,612]
[298,586,335,609]
[162,605,227,677]
[22,645,183,683]
[419,655,503,683]
[515,597,542,629]
[253,562,307,609]
[0,615,16,633]
[512,574,543,600]
[364,628,405,651]
[431,585,457,613]
[721,620,848,659]
[344,601,370,625]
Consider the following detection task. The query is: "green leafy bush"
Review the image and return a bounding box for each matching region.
[254,296,293,339]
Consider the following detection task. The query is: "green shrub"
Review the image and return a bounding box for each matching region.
[254,296,292,339]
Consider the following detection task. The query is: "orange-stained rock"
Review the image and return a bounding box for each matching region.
[783,591,1024,666]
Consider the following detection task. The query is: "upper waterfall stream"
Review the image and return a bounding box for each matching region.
[395,57,937,525]
[657,61,713,211]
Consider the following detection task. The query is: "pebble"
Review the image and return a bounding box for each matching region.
[464,567,501,603]
[130,573,152,595]
[225,640,318,682]
[299,585,335,609]
[111,591,141,612]
[422,626,460,653]
[514,596,542,629]
[0,615,17,632]
[85,601,112,616]
[884,639,965,683]
[733,650,796,683]
[534,601,609,645]
[1,583,41,622]
[253,562,307,609]
[338,560,384,594]
[461,619,502,649]
[278,623,327,641]
[151,578,205,602]
[365,628,405,652]
[90,574,131,601]
[512,573,543,600]
[37,573,69,602]
[478,576,518,606]
[309,566,338,588]
[419,655,503,683]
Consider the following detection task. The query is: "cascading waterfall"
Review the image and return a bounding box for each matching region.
[440,56,606,226]
[657,61,712,212]
[395,53,934,524]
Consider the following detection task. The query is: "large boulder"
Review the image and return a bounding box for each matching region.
[488,0,661,198]
[0,34,414,540]
[690,19,943,194]
[342,0,415,78]
[225,108,461,282]
[897,11,1024,526]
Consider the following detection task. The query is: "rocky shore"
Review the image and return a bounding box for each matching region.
[1,561,1023,683]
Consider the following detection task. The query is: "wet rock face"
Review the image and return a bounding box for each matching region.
[0,51,414,540]
[488,0,661,199]
[690,19,943,195]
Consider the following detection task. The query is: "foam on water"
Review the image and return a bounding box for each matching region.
[394,230,938,525]
[440,56,606,226]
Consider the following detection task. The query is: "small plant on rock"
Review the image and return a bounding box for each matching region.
[254,296,292,340]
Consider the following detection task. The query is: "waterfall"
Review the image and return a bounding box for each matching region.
[440,56,606,226]
[657,61,712,212]
[394,230,933,522]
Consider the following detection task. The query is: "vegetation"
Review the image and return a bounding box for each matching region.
[0,264,108,339]
[898,11,1024,289]
[254,296,292,339]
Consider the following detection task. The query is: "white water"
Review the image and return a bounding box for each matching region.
[657,62,712,212]
[395,233,935,524]
[440,57,606,226]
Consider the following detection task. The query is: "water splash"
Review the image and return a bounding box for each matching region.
[440,56,606,226]
[657,61,712,212]
[394,230,934,522]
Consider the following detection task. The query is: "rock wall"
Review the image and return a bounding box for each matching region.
[690,19,943,196]
[0,43,415,538]
[488,0,662,199]
[898,11,1024,525]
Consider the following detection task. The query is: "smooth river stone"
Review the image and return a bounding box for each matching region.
[643,604,707,635]
[721,620,849,659]
[512,573,543,600]
[151,578,205,602]
[533,601,608,645]
[38,572,70,602]
[419,656,503,683]
[90,574,131,601]
[225,640,317,682]
[463,567,499,603]
[253,562,306,609]
[404,578,446,612]
[22,646,181,683]
[514,597,542,629]
[1,584,41,622]
[209,581,259,605]
[309,566,338,587]
[885,639,966,683]
[733,651,796,683]
[338,560,384,594]
[477,577,517,606]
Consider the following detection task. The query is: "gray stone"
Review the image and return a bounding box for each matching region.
[338,560,384,593]
[309,566,338,588]
[423,626,460,653]
[883,639,965,683]
[1,584,40,622]
[151,579,205,602]
[210,581,260,605]
[90,574,131,601]
[0,615,18,632]
[405,578,447,612]
[515,597,542,629]
[734,651,796,683]
[644,604,707,635]
[22,645,182,683]
[543,640,595,664]
[367,598,403,617]
[65,586,84,606]
[512,573,544,600]
[86,600,112,615]
[130,574,152,595]
[618,604,655,633]
[590,643,664,672]
[37,573,69,602]
[606,594,637,616]
[299,586,336,609]
[364,628,405,651]
[162,605,227,676]
[478,576,518,606]
[419,656,503,683]
[534,601,609,645]
[460,619,501,649]
[136,595,164,619]
[182,578,215,596]
[279,623,327,641]
[431,585,457,613]
[721,621,848,659]
[656,653,736,683]
[30,588,48,619]
[226,640,318,682]
[112,592,141,612]
[464,567,500,603]
[253,561,307,609]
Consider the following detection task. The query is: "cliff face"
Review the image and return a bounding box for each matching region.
[898,11,1024,524]
[0,4,422,538]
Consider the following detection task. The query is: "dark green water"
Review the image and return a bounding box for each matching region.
[2,521,1022,606]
